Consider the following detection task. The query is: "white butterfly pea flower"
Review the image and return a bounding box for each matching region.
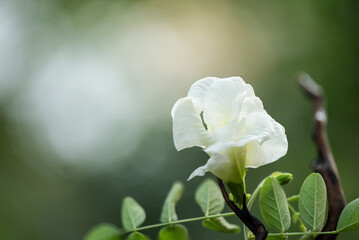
[171,77,288,185]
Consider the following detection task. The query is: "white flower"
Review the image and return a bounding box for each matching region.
[171,77,288,184]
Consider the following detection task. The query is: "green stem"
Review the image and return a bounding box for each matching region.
[123,207,339,237]
[268,231,338,237]
[287,201,307,232]
[287,194,300,202]
[124,212,236,233]
[288,203,296,214]
[247,178,265,210]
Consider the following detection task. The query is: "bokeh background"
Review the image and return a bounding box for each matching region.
[1,0,358,239]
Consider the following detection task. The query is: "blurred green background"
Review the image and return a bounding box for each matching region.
[0,0,358,239]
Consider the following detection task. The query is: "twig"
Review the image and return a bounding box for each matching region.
[298,73,346,240]
[217,178,268,240]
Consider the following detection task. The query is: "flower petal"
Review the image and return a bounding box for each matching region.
[172,97,212,151]
[188,151,245,183]
[188,152,240,183]
[208,110,271,151]
[245,119,288,168]
[187,165,207,180]
[242,111,275,143]
[206,111,283,168]
[205,135,258,155]
[240,96,264,116]
[187,77,217,112]
[203,77,248,130]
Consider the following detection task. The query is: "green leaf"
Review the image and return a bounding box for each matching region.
[202,217,240,233]
[195,178,224,216]
[260,177,291,231]
[337,198,359,232]
[298,173,327,232]
[160,182,184,223]
[126,232,148,240]
[84,223,121,240]
[158,225,189,240]
[121,197,146,231]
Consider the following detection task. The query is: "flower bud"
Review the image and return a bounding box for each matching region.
[271,172,293,185]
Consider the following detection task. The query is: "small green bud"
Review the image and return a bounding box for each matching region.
[248,231,255,240]
[246,193,251,203]
[300,223,308,232]
[292,212,299,223]
[229,193,235,202]
[271,172,293,185]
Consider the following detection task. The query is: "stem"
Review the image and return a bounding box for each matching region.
[287,194,299,202]
[287,202,307,231]
[218,178,268,240]
[244,178,265,240]
[121,204,340,238]
[247,178,265,210]
[123,212,236,233]
[269,231,339,237]
[287,203,297,217]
